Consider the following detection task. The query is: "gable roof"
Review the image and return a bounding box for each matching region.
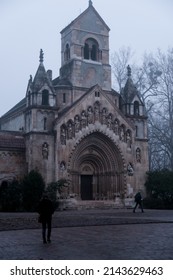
[61,2,110,34]
[0,98,26,119]
[58,85,96,119]
[56,84,134,129]
[123,77,139,101]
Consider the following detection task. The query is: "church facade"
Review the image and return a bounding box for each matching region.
[0,1,148,206]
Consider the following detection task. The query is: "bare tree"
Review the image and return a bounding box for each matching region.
[111,46,135,92]
[111,47,173,171]
[134,53,162,112]
[148,49,173,170]
[111,47,162,113]
[148,113,170,170]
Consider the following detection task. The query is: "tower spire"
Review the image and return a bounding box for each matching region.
[39,49,44,63]
[127,65,131,77]
[89,0,93,6]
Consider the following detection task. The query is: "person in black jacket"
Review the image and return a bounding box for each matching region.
[38,194,54,244]
[133,191,144,213]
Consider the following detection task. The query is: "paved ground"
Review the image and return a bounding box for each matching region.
[0,209,173,259]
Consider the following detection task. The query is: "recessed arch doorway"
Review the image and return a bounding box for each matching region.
[69,132,125,200]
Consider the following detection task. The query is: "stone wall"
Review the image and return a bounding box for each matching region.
[25,132,55,184]
[0,112,25,132]
[0,132,26,184]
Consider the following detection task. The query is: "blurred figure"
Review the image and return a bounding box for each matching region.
[133,191,144,213]
[38,194,54,244]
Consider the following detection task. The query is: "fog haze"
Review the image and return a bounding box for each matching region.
[0,0,172,116]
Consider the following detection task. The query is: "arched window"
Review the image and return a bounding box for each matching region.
[63,93,66,104]
[43,117,47,130]
[84,38,99,61]
[134,101,139,115]
[64,44,70,61]
[91,44,97,60]
[135,126,138,137]
[84,43,89,59]
[95,91,100,97]
[42,90,49,105]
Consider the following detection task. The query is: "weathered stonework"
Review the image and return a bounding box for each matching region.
[0,132,26,183]
[0,1,149,207]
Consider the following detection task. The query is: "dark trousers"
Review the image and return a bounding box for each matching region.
[133,201,144,212]
[42,217,52,241]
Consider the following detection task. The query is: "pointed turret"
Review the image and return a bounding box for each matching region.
[122,65,139,103]
[31,49,54,93]
[119,65,147,139]
[120,65,145,117]
[26,49,55,109]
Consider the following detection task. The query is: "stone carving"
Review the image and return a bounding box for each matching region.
[81,111,87,128]
[61,104,134,147]
[74,115,80,133]
[0,151,21,157]
[88,147,93,154]
[42,142,49,159]
[67,122,73,139]
[87,106,93,124]
[136,147,141,163]
[127,163,134,176]
[94,102,100,122]
[120,125,125,141]
[39,48,44,63]
[107,114,113,129]
[113,119,119,135]
[60,126,66,145]
[29,75,32,82]
[102,108,107,124]
[126,131,131,148]
[82,165,92,172]
[60,161,66,171]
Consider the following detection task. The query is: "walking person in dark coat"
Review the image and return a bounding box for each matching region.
[133,191,144,213]
[38,194,54,244]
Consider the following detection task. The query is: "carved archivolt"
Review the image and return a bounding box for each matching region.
[67,130,127,197]
[60,103,132,146]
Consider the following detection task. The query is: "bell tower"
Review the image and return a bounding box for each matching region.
[59,1,111,91]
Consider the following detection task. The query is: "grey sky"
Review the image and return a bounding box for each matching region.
[0,0,172,116]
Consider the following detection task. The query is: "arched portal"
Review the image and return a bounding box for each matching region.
[68,132,126,200]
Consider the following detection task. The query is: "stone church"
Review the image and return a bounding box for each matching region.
[0,1,148,206]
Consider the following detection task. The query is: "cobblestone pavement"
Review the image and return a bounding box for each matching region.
[0,209,173,260]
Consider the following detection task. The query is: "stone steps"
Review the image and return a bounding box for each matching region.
[58,198,133,210]
[77,200,120,209]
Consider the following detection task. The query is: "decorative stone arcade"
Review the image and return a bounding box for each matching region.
[68,131,126,201]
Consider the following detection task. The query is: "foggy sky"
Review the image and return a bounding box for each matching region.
[0,0,172,116]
